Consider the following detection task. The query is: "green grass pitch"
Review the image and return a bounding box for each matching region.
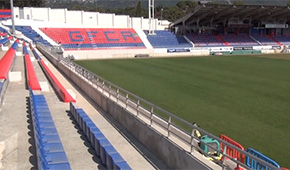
[75,55,290,168]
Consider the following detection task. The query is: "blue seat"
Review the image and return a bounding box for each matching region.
[0,82,3,90]
[38,142,65,153]
[33,116,54,123]
[100,145,117,166]
[38,150,69,165]
[91,132,106,149]
[76,108,86,125]
[40,161,71,170]
[83,120,96,138]
[95,138,110,157]
[36,122,56,129]
[87,125,101,144]
[80,116,92,133]
[106,153,126,170]
[114,161,132,170]
[37,134,61,143]
[36,127,59,136]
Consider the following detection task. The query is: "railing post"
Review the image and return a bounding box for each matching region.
[117,89,119,102]
[222,144,227,168]
[96,78,99,87]
[136,99,140,116]
[109,84,111,98]
[190,129,195,153]
[102,81,105,94]
[150,107,154,126]
[125,94,128,109]
[167,116,171,137]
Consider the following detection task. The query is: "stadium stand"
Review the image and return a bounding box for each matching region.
[0,36,11,46]
[29,89,71,170]
[272,36,290,45]
[0,40,18,79]
[220,35,259,46]
[69,103,132,169]
[23,43,41,90]
[186,34,225,47]
[39,28,145,49]
[13,26,51,46]
[0,9,11,20]
[251,35,278,46]
[0,27,8,34]
[146,30,192,48]
[246,148,280,169]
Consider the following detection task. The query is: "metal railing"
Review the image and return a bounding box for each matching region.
[37,43,280,170]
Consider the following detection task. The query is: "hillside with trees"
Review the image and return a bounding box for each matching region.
[0,0,290,22]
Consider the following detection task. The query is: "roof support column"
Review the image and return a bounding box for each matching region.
[148,0,155,35]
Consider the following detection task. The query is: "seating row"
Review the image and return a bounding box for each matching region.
[13,26,51,46]
[0,81,3,95]
[38,58,75,103]
[0,36,11,45]
[29,89,71,170]
[69,103,132,170]
[0,40,18,79]
[147,30,191,48]
[39,28,145,49]
[24,43,41,91]
[30,44,41,60]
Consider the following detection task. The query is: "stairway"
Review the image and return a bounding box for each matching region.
[216,35,229,46]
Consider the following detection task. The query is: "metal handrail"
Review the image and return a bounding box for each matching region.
[37,43,280,170]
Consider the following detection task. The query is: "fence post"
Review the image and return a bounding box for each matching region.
[102,81,105,94]
[137,99,140,116]
[222,144,227,168]
[109,84,111,98]
[125,94,128,109]
[150,107,154,126]
[167,116,171,137]
[117,89,119,102]
[190,129,195,153]
[96,78,99,88]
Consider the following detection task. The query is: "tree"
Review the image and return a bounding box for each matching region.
[233,0,244,6]
[14,0,45,7]
[135,1,142,17]
[287,0,290,7]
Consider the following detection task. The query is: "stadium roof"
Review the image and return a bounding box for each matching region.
[171,4,290,28]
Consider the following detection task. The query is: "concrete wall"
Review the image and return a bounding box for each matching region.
[49,9,66,23]
[114,15,129,28]
[65,10,82,25]
[13,7,169,30]
[82,12,98,27]
[98,13,114,28]
[31,8,49,21]
[37,45,212,169]
[62,48,209,59]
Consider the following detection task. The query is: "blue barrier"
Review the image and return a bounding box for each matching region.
[11,40,18,50]
[69,103,132,169]
[246,148,280,170]
[0,82,3,93]
[0,37,10,45]
[107,153,126,170]
[23,43,29,55]
[31,47,42,60]
[29,89,71,170]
